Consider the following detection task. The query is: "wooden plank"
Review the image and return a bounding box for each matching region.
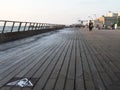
[85,41,113,89]
[82,39,106,90]
[79,29,120,89]
[0,41,48,74]
[43,41,71,90]
[16,43,55,78]
[88,41,120,89]
[94,45,119,81]
[79,30,113,89]
[0,87,11,90]
[33,40,68,90]
[0,28,120,90]
[0,34,61,87]
[10,43,59,90]
[22,39,66,83]
[54,40,73,90]
[23,40,62,78]
[0,52,38,87]
[64,40,75,90]
[8,41,64,90]
[75,40,85,90]
[80,39,95,90]
[92,41,120,75]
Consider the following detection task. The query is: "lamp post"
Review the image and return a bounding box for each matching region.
[93,14,97,20]
[115,14,118,29]
[88,16,93,21]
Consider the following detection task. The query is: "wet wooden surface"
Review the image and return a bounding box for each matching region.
[0,28,120,90]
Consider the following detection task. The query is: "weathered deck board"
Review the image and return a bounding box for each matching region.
[80,29,120,90]
[43,41,71,90]
[54,40,73,90]
[0,28,120,90]
[75,40,85,90]
[81,39,106,90]
[32,41,68,90]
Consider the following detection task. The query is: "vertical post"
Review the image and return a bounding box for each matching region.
[35,23,38,30]
[39,23,42,30]
[44,24,46,29]
[28,23,31,30]
[42,24,44,29]
[32,23,35,30]
[46,24,48,29]
[43,24,45,29]
[41,23,43,29]
[18,22,22,32]
[2,21,7,33]
[48,24,50,29]
[38,23,41,30]
[116,15,118,29]
[47,24,49,29]
[45,24,47,29]
[11,22,15,32]
[49,24,51,29]
[23,22,27,31]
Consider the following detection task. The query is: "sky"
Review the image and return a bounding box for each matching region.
[0,0,120,25]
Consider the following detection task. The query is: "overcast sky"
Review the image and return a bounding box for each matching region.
[0,0,120,25]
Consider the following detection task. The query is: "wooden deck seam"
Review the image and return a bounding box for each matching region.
[40,41,71,90]
[43,41,72,90]
[32,40,69,90]
[82,38,107,90]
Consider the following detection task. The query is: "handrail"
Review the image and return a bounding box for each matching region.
[0,20,65,33]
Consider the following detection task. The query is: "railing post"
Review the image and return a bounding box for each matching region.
[44,24,46,29]
[41,23,43,29]
[0,20,65,34]
[23,22,27,31]
[11,22,15,32]
[28,23,31,30]
[45,24,47,29]
[40,23,43,29]
[32,23,35,30]
[2,21,7,33]
[38,23,41,30]
[35,23,38,30]
[18,22,22,32]
[43,24,45,29]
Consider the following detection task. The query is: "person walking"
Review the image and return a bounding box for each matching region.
[88,20,93,31]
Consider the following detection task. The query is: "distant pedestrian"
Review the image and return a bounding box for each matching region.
[88,20,93,31]
[96,24,100,30]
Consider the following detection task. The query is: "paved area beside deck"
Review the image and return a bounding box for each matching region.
[0,28,120,90]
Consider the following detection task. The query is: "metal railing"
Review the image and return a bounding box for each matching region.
[0,20,65,33]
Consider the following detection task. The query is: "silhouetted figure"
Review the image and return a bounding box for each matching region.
[89,20,93,31]
[96,24,100,30]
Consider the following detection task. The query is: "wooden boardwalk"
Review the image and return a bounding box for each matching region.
[0,28,120,90]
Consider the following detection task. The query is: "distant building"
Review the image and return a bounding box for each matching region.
[106,12,118,17]
[105,17,118,26]
[96,12,120,28]
[118,12,120,16]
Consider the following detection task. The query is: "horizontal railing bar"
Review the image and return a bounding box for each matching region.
[0,20,65,34]
[0,20,64,26]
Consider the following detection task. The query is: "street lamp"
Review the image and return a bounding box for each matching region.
[88,16,93,20]
[93,14,97,20]
[115,15,118,29]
